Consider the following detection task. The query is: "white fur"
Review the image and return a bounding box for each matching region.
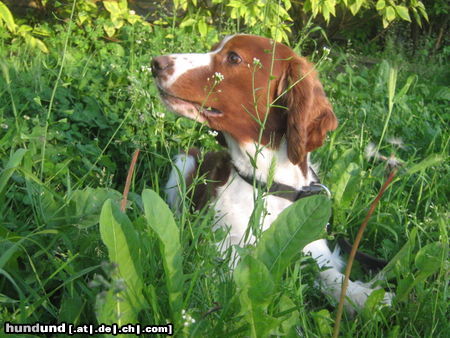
[181,134,392,313]
[164,53,213,88]
[165,154,197,213]
[160,35,236,88]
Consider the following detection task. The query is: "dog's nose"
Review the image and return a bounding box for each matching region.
[151,55,173,77]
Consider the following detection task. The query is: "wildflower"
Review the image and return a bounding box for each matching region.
[140,65,152,73]
[208,130,218,137]
[213,72,224,82]
[156,112,165,118]
[253,57,262,68]
[1,123,8,129]
[23,115,30,120]
[136,40,142,44]
[322,46,331,54]
[129,10,136,15]
[181,309,196,327]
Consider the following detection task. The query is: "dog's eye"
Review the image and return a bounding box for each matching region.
[227,51,242,64]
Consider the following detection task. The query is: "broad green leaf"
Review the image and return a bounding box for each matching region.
[376,227,417,280]
[17,24,32,34]
[0,1,16,32]
[0,148,27,197]
[99,199,144,324]
[349,0,363,15]
[395,5,411,22]
[234,255,279,337]
[396,273,414,301]
[103,22,116,37]
[376,0,386,11]
[69,188,121,228]
[385,6,396,22]
[30,36,49,53]
[362,289,386,321]
[415,242,446,274]
[417,3,428,21]
[312,309,333,336]
[406,154,445,175]
[179,18,196,28]
[198,19,207,37]
[328,148,360,206]
[255,195,330,281]
[103,1,120,14]
[396,241,446,302]
[333,162,359,206]
[235,255,275,307]
[142,189,184,324]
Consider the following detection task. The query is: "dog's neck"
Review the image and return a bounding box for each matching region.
[223,133,314,189]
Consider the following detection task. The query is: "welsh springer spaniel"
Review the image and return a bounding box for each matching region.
[152,34,392,313]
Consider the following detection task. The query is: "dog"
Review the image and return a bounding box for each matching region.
[152,34,393,313]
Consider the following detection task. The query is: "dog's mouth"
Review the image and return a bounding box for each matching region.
[158,88,223,120]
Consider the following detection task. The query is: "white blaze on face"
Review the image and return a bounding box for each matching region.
[160,34,236,89]
[164,53,213,88]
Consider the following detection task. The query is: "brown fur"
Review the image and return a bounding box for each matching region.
[189,150,232,210]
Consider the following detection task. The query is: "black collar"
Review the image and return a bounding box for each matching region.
[232,165,330,202]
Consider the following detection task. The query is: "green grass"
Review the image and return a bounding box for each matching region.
[0,15,449,337]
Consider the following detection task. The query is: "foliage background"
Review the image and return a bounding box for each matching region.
[0,0,448,336]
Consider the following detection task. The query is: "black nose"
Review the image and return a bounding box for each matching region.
[151,55,173,77]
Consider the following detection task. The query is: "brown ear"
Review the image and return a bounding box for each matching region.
[278,56,338,170]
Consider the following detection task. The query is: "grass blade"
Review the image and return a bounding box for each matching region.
[0,148,27,198]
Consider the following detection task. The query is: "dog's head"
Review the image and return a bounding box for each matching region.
[152,34,337,169]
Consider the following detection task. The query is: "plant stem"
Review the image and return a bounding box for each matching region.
[332,167,398,338]
[121,148,140,212]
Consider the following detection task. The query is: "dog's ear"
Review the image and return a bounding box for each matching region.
[278,56,337,170]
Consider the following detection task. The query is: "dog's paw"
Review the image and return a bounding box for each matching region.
[346,281,394,314]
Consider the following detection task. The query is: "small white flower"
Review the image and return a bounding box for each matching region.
[213,72,224,82]
[253,57,262,68]
[23,115,30,120]
[322,46,331,54]
[0,123,8,129]
[140,65,152,73]
[156,112,165,118]
[136,40,142,44]
[129,10,136,15]
[208,130,218,137]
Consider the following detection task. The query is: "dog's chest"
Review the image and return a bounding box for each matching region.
[212,172,292,247]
